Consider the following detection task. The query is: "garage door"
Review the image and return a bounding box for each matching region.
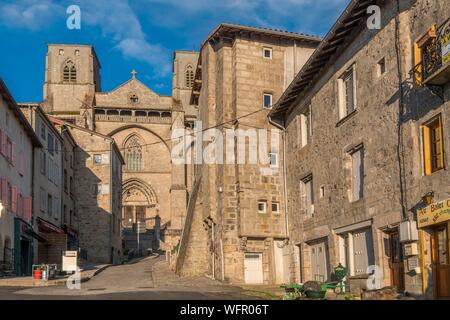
[244,253,263,284]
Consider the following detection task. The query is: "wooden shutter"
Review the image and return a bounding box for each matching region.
[11,186,18,214]
[23,196,32,222]
[0,177,5,203]
[19,152,24,176]
[1,177,7,205]
[422,125,432,175]
[12,142,16,166]
[0,129,7,156]
[17,194,23,217]
[352,149,363,201]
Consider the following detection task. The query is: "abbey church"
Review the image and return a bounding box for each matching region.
[40,44,199,254]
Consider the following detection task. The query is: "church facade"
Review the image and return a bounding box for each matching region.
[40,44,198,253]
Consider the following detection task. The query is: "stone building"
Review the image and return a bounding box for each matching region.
[19,104,67,266]
[49,119,78,249]
[50,117,124,264]
[37,44,198,255]
[270,0,449,297]
[177,24,321,284]
[0,78,41,276]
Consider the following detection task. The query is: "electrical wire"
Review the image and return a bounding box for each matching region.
[42,108,270,154]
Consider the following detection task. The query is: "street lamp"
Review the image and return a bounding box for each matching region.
[137,220,140,256]
[422,191,435,206]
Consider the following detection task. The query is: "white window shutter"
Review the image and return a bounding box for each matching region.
[352,150,361,201]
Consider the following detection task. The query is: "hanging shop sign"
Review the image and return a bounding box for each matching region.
[442,33,450,65]
[440,21,450,65]
[417,198,450,228]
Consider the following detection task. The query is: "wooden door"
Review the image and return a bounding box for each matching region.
[388,231,405,292]
[310,240,328,282]
[433,225,450,298]
[244,253,263,284]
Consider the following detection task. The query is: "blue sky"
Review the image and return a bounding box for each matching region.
[0,0,349,102]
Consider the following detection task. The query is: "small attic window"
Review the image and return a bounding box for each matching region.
[263,47,272,59]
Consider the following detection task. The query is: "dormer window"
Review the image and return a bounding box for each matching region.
[63,60,77,83]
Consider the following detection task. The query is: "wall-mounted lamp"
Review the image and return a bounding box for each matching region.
[0,202,3,218]
[421,191,435,206]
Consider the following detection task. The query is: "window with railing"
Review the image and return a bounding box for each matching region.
[414,20,450,86]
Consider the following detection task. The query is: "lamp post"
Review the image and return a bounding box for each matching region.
[137,220,140,256]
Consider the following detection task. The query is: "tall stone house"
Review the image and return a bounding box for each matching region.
[37,44,199,254]
[0,78,41,276]
[270,0,450,298]
[177,24,321,285]
[49,117,124,264]
[20,104,67,266]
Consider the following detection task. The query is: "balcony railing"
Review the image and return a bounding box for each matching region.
[95,114,172,124]
[417,19,450,86]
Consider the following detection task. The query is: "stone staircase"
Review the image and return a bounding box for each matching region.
[175,175,202,274]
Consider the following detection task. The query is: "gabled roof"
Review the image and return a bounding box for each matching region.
[270,0,378,119]
[202,23,322,48]
[190,23,323,105]
[18,103,64,143]
[0,78,42,147]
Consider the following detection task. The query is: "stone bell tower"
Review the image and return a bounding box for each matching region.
[43,44,101,127]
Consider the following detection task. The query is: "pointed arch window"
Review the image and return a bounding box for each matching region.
[63,60,77,83]
[125,136,143,172]
[185,65,194,88]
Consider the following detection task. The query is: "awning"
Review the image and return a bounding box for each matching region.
[25,229,48,243]
[63,225,79,238]
[36,217,65,234]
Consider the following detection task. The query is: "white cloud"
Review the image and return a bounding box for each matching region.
[0,0,172,76]
[0,0,64,30]
[0,0,350,76]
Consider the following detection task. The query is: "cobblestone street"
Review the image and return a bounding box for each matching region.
[0,256,263,300]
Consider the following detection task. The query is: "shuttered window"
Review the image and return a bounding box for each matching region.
[11,186,18,214]
[23,197,32,222]
[423,115,444,175]
[338,64,357,120]
[301,175,314,216]
[351,147,364,202]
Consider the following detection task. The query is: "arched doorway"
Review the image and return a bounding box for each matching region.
[122,178,161,254]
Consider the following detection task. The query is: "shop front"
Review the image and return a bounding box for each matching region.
[36,218,67,266]
[63,224,79,250]
[13,218,43,276]
[418,198,450,299]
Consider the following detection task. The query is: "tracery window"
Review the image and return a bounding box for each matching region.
[125,136,143,172]
[185,65,194,88]
[63,60,77,83]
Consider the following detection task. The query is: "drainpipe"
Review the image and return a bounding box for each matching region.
[212,221,215,280]
[109,140,114,264]
[267,115,289,239]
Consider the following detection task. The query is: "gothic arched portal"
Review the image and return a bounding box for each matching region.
[122,178,159,229]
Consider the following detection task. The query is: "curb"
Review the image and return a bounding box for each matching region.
[0,264,113,288]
